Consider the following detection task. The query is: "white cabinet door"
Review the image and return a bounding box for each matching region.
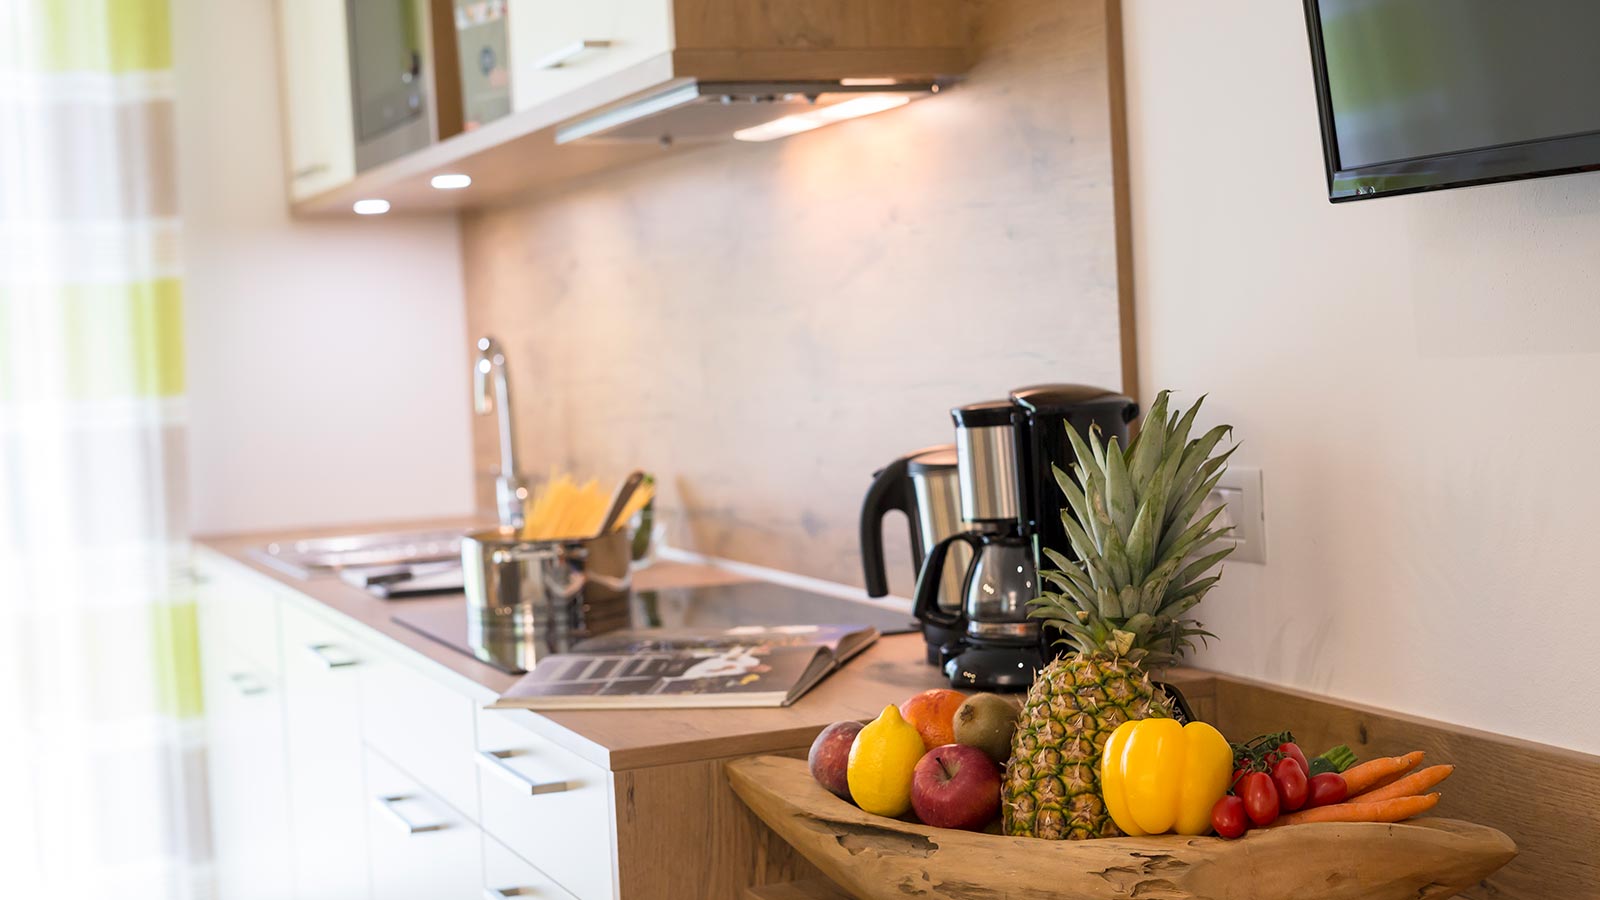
[281,602,371,900]
[202,635,292,900]
[507,0,672,112]
[476,708,616,900]
[483,834,578,900]
[365,749,482,900]
[276,0,356,200]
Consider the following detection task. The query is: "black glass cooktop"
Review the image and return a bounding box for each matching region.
[392,580,918,675]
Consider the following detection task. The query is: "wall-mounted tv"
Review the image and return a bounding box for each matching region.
[1304,0,1600,202]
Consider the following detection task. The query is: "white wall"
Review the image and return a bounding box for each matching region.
[1123,0,1600,754]
[173,0,475,534]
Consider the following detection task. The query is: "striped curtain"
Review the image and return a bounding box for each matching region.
[0,2,204,898]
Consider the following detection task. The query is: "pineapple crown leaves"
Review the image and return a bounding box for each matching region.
[1031,390,1235,666]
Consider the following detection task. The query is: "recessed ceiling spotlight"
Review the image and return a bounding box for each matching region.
[353,199,391,215]
[430,173,472,190]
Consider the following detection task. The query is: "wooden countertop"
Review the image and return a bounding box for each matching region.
[198,519,1210,772]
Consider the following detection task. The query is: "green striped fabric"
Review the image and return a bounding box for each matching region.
[32,0,173,71]
[0,279,184,400]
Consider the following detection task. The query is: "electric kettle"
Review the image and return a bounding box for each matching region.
[859,445,968,663]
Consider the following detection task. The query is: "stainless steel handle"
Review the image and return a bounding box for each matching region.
[534,39,611,69]
[305,642,359,669]
[373,794,448,835]
[228,672,267,696]
[484,889,538,899]
[476,750,569,796]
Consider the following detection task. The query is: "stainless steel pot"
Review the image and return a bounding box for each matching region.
[461,527,633,670]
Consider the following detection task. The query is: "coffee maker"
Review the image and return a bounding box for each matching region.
[859,446,970,663]
[911,385,1138,690]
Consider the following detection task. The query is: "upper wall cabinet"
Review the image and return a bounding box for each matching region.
[278,0,973,216]
[277,0,464,204]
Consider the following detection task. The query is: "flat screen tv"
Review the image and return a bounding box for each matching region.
[1304,0,1600,201]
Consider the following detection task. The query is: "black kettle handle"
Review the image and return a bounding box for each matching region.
[913,532,982,630]
[860,452,931,597]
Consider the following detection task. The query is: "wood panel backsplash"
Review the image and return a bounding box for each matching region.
[462,0,1133,592]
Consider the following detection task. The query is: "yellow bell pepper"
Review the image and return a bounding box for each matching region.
[1100,718,1233,836]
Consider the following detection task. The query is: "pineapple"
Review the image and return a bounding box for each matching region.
[1002,391,1236,840]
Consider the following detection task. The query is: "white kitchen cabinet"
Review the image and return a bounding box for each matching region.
[275,0,356,201]
[484,834,579,900]
[476,707,617,900]
[365,748,484,900]
[281,602,371,900]
[506,0,672,113]
[199,568,292,900]
[360,641,481,822]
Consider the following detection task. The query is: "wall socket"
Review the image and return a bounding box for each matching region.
[1201,465,1265,564]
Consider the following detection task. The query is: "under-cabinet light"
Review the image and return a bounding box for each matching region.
[431,173,472,190]
[353,199,391,215]
[732,94,911,143]
[840,78,900,86]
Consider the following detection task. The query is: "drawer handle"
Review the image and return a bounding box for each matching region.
[305,642,359,669]
[533,39,611,69]
[293,163,328,179]
[476,749,569,796]
[373,794,448,835]
[484,889,538,899]
[228,672,267,696]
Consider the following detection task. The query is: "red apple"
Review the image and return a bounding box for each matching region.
[808,720,863,800]
[910,744,1002,831]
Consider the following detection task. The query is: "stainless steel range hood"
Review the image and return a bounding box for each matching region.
[554,79,949,147]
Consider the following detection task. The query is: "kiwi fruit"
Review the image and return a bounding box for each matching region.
[952,693,1019,765]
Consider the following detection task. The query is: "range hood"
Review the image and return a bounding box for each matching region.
[554,79,949,147]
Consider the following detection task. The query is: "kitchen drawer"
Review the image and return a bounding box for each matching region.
[360,648,480,821]
[507,0,672,113]
[484,832,578,900]
[198,559,281,674]
[280,602,370,900]
[476,708,616,900]
[364,748,482,900]
[202,637,293,900]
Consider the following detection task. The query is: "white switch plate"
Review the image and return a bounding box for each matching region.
[1202,465,1264,564]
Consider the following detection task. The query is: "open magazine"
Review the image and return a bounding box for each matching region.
[489,624,879,710]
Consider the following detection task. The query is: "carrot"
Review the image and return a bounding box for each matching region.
[1352,764,1454,804]
[1275,792,1440,827]
[1340,750,1425,795]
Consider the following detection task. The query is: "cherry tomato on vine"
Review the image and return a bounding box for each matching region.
[1277,741,1310,777]
[1211,795,1248,839]
[1271,757,1309,811]
[1239,772,1280,826]
[1308,772,1349,808]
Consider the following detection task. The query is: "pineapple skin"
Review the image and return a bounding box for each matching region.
[1001,653,1171,840]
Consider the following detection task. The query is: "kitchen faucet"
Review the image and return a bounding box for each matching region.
[473,336,528,530]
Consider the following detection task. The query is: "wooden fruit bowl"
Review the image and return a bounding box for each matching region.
[727,756,1516,900]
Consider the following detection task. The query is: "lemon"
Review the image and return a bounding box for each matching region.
[846,704,926,817]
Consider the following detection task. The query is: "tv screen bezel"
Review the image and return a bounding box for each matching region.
[1303,0,1600,202]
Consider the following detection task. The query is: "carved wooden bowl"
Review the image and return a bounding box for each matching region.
[727,756,1517,900]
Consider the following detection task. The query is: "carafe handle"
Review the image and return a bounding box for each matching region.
[912,532,982,630]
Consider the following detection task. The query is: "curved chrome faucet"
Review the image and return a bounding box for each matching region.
[474,336,528,529]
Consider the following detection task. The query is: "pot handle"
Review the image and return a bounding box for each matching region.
[912,532,981,630]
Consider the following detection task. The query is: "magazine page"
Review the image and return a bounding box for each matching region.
[571,624,864,656]
[500,640,827,705]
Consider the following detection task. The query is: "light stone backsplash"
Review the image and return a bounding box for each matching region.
[462,0,1129,592]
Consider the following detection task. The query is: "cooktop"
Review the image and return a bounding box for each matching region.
[392,580,918,675]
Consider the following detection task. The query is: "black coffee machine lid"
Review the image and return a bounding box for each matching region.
[1010,384,1139,423]
[950,399,1016,427]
